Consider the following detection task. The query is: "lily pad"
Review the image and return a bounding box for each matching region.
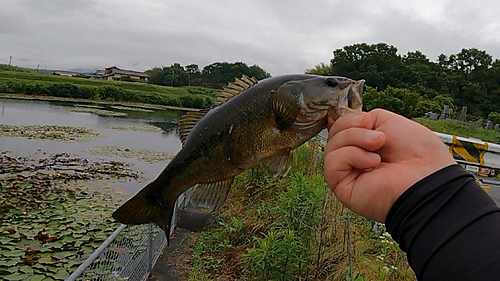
[0,125,101,142]
[62,107,127,117]
[27,275,46,281]
[49,268,69,280]
[19,265,34,275]
[0,259,19,267]
[3,273,29,280]
[2,250,24,258]
[89,146,173,163]
[0,151,129,277]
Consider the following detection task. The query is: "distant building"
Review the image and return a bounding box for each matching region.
[52,70,81,77]
[103,66,149,83]
[88,69,104,79]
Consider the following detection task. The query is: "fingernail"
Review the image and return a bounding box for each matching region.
[364,130,382,140]
[352,113,364,124]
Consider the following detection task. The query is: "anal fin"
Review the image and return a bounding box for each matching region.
[188,178,234,211]
[261,150,293,177]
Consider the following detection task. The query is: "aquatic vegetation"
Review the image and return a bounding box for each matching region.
[101,124,163,133]
[62,106,128,117]
[0,152,140,280]
[89,146,173,164]
[0,125,101,142]
[109,105,154,112]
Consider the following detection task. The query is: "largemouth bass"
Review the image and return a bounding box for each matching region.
[113,74,364,238]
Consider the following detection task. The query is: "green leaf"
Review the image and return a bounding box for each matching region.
[0,245,16,251]
[37,257,57,265]
[27,275,46,281]
[0,266,17,274]
[3,273,30,280]
[2,250,24,257]
[19,265,33,275]
[49,268,68,280]
[0,259,20,267]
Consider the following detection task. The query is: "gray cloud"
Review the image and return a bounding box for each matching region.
[1,0,499,74]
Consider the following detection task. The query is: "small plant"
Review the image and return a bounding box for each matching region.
[190,144,416,280]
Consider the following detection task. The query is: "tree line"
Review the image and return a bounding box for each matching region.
[146,62,271,89]
[308,43,500,120]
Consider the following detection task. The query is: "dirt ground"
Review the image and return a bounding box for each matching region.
[148,228,198,281]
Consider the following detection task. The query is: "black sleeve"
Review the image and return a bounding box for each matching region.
[385,164,500,280]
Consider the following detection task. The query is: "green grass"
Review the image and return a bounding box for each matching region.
[0,70,199,96]
[189,141,415,281]
[414,118,500,144]
[0,70,220,108]
[0,64,33,72]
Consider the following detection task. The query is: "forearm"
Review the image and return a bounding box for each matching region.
[385,164,500,280]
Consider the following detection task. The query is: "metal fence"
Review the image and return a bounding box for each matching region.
[67,223,167,281]
[67,190,189,280]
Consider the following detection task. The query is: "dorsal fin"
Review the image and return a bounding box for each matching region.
[178,75,258,145]
[178,110,209,146]
[213,74,258,107]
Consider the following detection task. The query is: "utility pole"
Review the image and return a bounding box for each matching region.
[37,64,40,73]
[8,56,12,66]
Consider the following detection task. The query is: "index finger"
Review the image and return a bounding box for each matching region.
[328,112,373,140]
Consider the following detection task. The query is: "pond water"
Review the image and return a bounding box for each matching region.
[0,98,183,195]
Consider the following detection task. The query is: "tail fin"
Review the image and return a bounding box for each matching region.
[112,185,174,244]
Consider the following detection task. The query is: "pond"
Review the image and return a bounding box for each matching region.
[0,98,184,280]
[0,98,183,194]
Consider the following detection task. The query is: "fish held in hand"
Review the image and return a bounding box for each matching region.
[112,74,364,239]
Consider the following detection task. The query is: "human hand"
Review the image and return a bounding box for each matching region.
[324,109,456,222]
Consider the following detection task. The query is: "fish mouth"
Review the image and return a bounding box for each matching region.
[314,79,364,120]
[308,100,335,111]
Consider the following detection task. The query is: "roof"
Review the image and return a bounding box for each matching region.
[104,66,149,78]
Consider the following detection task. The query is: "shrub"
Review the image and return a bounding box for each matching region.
[0,75,212,108]
[180,95,196,108]
[73,85,98,99]
[184,86,220,97]
[244,174,326,280]
[47,83,78,97]
[0,79,9,93]
[367,94,406,116]
[158,95,183,107]
[414,99,442,117]
[24,83,50,96]
[98,85,122,100]
[488,112,500,124]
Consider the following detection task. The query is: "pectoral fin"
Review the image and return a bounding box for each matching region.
[270,90,300,130]
[262,150,293,177]
[187,178,234,211]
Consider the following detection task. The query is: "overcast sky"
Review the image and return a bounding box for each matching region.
[1,0,499,75]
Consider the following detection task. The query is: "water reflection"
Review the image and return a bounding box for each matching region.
[0,98,184,195]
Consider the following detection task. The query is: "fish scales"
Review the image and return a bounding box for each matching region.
[112,74,364,239]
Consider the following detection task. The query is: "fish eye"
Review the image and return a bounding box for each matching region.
[325,79,338,88]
